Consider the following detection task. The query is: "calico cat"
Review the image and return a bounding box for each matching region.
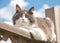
[12,4,56,42]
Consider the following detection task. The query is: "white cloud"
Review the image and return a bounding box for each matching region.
[34,4,50,18]
[55,6,60,8]
[0,0,29,22]
[10,0,29,8]
[0,7,12,21]
[43,4,50,9]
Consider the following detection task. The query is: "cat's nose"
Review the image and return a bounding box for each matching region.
[22,19,24,21]
[22,19,25,22]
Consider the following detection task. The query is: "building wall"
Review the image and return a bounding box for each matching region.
[45,7,60,43]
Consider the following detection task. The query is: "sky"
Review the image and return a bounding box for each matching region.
[0,0,60,43]
[0,0,60,23]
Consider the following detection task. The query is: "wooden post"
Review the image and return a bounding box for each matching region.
[45,7,60,43]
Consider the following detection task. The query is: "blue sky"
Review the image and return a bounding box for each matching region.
[0,0,60,10]
[0,0,11,8]
[25,0,60,10]
[0,0,60,22]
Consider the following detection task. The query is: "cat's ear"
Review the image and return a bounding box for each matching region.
[16,4,21,12]
[29,7,34,14]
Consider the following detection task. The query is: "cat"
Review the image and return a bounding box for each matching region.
[12,4,56,42]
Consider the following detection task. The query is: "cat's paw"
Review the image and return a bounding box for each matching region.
[29,28,47,41]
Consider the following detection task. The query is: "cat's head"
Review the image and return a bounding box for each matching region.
[13,4,35,25]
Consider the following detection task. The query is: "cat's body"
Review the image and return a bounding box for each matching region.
[12,4,56,42]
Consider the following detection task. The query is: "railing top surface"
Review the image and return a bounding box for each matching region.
[0,22,31,39]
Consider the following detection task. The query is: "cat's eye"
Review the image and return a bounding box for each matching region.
[20,13,23,17]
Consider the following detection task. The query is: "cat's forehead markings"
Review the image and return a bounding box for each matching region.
[21,9,27,14]
[25,11,27,14]
[23,10,27,14]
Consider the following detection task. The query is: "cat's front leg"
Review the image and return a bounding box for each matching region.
[29,28,47,41]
